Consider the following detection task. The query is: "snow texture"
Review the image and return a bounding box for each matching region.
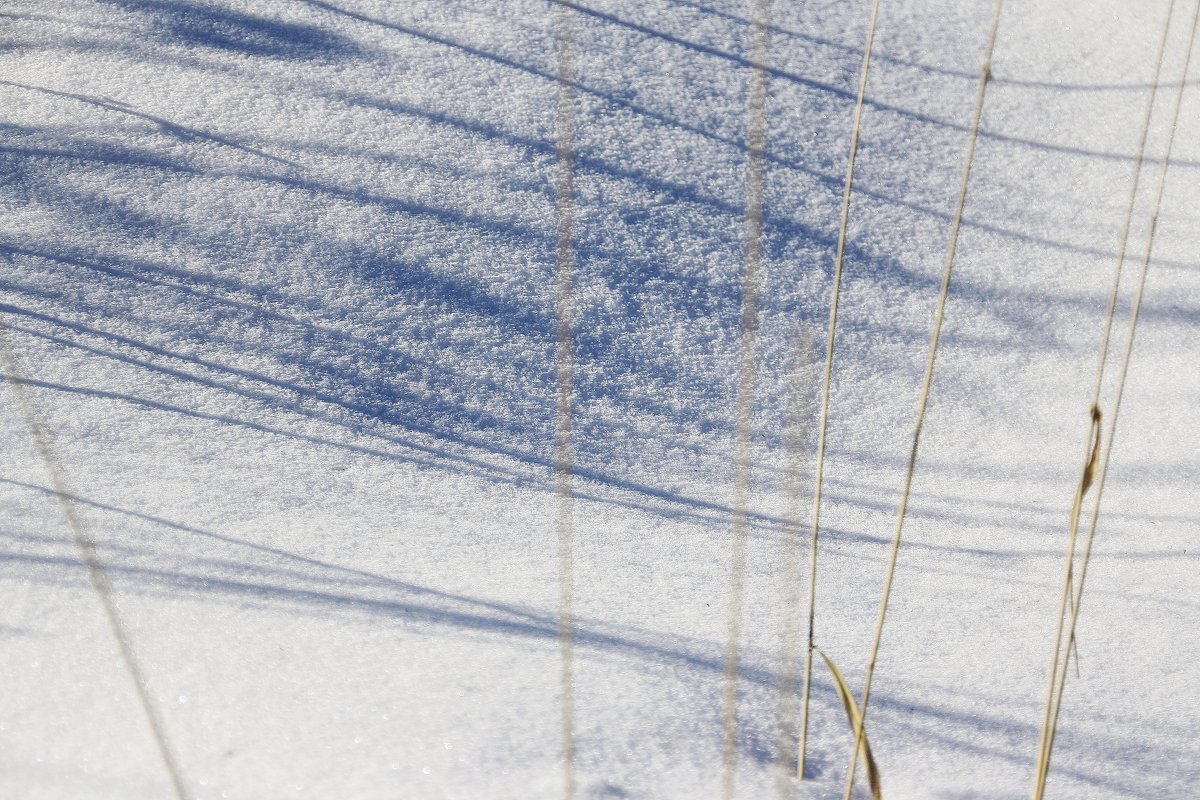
[1,0,1198,797]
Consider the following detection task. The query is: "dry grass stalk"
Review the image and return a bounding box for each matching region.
[818,649,881,800]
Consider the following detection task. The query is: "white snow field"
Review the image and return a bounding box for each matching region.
[1,0,1198,798]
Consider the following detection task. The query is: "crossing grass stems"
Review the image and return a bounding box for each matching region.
[792,0,885,784]
[1033,1,1200,795]
[841,1,1007,798]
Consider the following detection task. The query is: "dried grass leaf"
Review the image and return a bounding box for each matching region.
[818,649,881,800]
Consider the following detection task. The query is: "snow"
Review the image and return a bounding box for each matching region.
[1,0,1198,797]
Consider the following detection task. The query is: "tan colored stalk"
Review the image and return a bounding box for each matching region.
[720,3,772,798]
[797,0,884,780]
[551,4,579,797]
[1032,3,1199,794]
[843,2,1006,798]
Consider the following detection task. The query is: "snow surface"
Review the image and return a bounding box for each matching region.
[1,0,1198,797]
